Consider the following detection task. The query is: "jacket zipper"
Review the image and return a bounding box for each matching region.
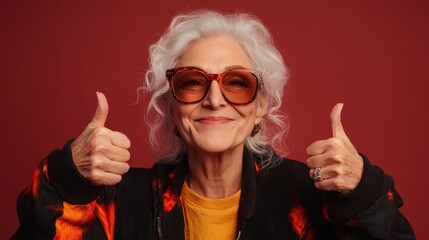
[236,219,247,240]
[157,216,163,240]
[235,230,242,240]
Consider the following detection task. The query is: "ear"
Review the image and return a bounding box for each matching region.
[255,96,269,124]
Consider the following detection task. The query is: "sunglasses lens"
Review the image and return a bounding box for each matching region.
[171,70,209,103]
[222,70,258,104]
[170,68,259,104]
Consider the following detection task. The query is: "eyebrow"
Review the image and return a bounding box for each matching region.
[224,65,246,70]
[175,65,248,73]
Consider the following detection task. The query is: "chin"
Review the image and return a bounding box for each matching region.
[183,129,248,154]
[193,139,245,154]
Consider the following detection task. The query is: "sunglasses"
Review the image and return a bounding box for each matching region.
[166,66,263,105]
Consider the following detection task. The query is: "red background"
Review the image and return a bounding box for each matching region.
[1,1,428,238]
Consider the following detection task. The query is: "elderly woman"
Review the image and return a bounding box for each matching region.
[13,11,414,240]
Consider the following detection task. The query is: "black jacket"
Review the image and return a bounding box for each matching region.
[13,141,415,239]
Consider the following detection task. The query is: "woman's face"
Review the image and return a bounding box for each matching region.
[170,35,266,154]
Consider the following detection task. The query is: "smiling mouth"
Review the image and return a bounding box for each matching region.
[195,117,233,124]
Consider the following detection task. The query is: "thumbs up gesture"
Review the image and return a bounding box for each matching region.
[71,92,131,186]
[306,103,364,192]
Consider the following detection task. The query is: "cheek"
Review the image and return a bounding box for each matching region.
[171,104,194,129]
[234,104,258,125]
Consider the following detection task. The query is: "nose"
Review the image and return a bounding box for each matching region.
[202,80,227,109]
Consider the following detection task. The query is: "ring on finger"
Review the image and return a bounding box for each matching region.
[313,167,323,182]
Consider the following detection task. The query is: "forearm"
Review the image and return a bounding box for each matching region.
[326,156,415,239]
[12,141,113,240]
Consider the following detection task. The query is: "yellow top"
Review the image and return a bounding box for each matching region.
[181,181,241,240]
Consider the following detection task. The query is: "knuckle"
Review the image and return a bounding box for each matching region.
[327,138,342,149]
[92,127,108,136]
[88,155,99,165]
[86,136,100,148]
[91,144,108,154]
[307,156,319,168]
[88,155,97,164]
[103,178,111,186]
[107,175,122,185]
[329,153,343,163]
[89,128,110,142]
[87,171,101,183]
[331,167,342,177]
[331,137,342,145]
[89,156,106,169]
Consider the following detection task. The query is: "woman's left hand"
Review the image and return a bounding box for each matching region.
[306,103,364,192]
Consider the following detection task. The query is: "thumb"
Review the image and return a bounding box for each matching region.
[330,103,346,138]
[89,91,109,127]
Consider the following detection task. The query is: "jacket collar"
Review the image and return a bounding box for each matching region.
[154,148,259,239]
[237,148,258,231]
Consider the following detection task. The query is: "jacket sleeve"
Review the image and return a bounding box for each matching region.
[12,140,116,240]
[325,155,415,239]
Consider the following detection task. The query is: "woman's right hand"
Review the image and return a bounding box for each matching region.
[71,92,131,186]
